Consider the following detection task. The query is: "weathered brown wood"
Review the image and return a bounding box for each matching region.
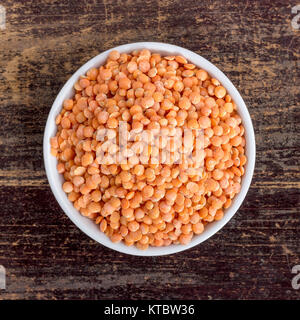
[0,0,299,300]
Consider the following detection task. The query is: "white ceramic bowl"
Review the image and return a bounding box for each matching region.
[43,42,256,256]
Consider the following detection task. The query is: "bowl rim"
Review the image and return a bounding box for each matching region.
[43,42,256,256]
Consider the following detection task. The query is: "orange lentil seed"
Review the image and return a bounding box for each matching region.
[51,49,247,250]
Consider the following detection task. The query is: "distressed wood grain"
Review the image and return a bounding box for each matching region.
[0,0,299,300]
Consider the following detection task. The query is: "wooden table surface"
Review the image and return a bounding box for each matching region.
[0,0,299,300]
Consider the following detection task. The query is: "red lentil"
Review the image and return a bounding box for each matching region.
[51,49,247,249]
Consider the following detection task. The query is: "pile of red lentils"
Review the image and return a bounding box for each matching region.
[50,49,247,249]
